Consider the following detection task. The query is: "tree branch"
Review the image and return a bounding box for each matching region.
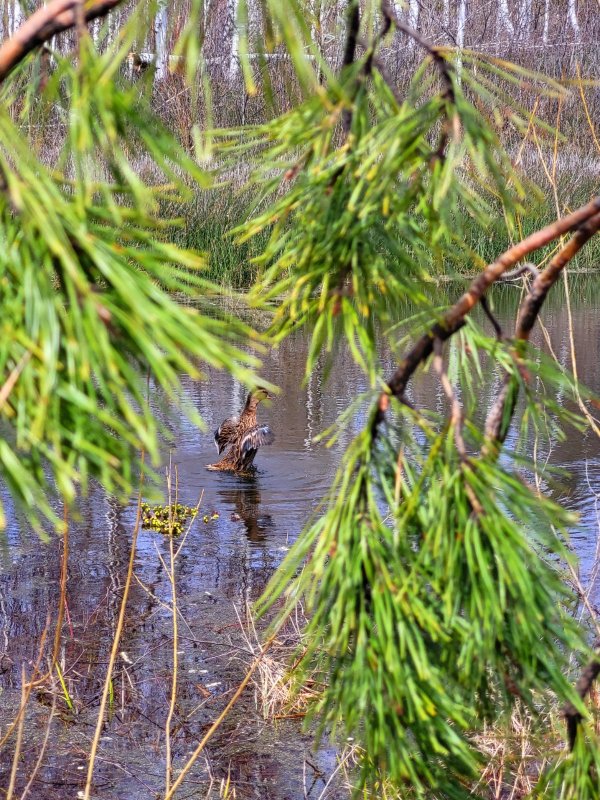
[380,0,455,105]
[0,0,125,84]
[341,0,360,134]
[378,197,600,418]
[381,0,458,161]
[484,209,600,444]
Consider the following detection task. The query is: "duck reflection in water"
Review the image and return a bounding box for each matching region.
[218,483,274,543]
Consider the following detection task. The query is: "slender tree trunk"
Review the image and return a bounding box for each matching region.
[457,0,467,48]
[228,0,239,77]
[407,0,419,29]
[542,0,550,44]
[154,0,169,82]
[567,0,580,39]
[497,0,515,36]
[4,0,25,38]
[519,0,532,38]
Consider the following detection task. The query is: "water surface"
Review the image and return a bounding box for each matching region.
[2,277,600,798]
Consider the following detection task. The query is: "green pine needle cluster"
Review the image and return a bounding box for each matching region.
[0,30,260,533]
[226,5,598,797]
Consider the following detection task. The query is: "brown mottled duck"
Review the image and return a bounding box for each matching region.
[207,387,275,473]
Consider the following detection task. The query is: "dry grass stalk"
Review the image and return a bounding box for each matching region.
[83,453,145,800]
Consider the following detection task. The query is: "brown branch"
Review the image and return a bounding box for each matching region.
[380,0,456,161]
[341,0,360,134]
[380,0,454,98]
[0,0,125,84]
[563,644,600,751]
[480,296,503,339]
[497,262,539,282]
[373,197,600,433]
[433,338,466,458]
[484,209,600,444]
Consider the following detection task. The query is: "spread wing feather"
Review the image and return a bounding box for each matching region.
[214,415,239,454]
[240,425,275,456]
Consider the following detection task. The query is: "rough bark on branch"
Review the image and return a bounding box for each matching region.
[484,209,600,444]
[0,0,126,83]
[379,196,600,416]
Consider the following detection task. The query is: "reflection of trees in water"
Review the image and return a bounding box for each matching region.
[218,481,274,543]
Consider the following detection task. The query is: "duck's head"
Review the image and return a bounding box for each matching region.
[246,386,274,408]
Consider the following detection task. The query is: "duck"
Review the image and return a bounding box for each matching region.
[206,387,275,473]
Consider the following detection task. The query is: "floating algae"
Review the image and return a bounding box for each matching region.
[141,502,198,536]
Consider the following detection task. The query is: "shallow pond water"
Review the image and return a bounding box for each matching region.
[2,278,600,799]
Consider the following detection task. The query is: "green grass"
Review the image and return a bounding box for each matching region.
[167,178,600,291]
[462,176,600,273]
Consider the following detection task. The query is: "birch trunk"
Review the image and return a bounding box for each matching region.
[228,0,240,77]
[443,0,450,28]
[457,0,467,74]
[519,0,533,38]
[497,0,515,36]
[567,0,580,39]
[542,0,550,44]
[457,0,467,48]
[154,0,169,82]
[3,0,24,38]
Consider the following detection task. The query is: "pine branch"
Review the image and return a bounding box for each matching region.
[380,0,457,160]
[0,0,125,83]
[484,209,600,445]
[374,196,600,432]
[341,0,360,134]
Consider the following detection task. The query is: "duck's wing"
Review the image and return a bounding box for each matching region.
[240,425,275,456]
[214,415,239,454]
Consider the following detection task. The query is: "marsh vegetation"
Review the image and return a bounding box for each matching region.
[1,2,600,799]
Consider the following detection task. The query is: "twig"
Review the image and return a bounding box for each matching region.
[6,666,27,800]
[164,463,177,794]
[433,338,466,457]
[480,296,503,340]
[380,0,457,160]
[0,0,126,83]
[83,453,145,800]
[496,262,539,282]
[341,0,360,134]
[52,505,69,666]
[163,631,279,800]
[75,0,87,50]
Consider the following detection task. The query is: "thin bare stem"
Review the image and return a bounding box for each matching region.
[83,453,145,800]
[52,505,69,666]
[433,338,466,457]
[0,618,50,752]
[6,666,27,800]
[19,672,57,800]
[165,463,178,794]
[164,631,279,800]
